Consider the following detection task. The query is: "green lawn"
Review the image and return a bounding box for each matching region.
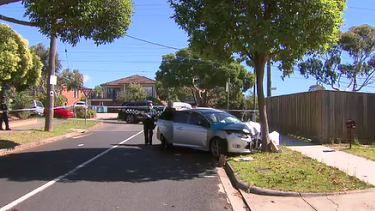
[327,144,375,162]
[229,147,373,193]
[0,120,99,149]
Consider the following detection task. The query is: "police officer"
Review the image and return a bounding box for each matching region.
[143,101,157,145]
[0,96,10,131]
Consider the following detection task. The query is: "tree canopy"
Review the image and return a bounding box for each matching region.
[57,69,84,92]
[169,0,346,150]
[0,24,43,93]
[29,43,62,93]
[0,0,134,46]
[116,83,147,103]
[156,48,254,106]
[299,24,375,92]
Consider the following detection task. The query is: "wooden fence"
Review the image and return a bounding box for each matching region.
[266,90,375,143]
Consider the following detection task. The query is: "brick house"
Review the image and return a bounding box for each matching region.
[90,75,157,106]
[61,88,85,106]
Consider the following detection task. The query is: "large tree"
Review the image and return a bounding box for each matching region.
[116,83,147,103]
[29,43,62,94]
[55,69,84,101]
[156,81,190,102]
[169,0,345,151]
[299,25,375,91]
[0,0,134,131]
[0,24,42,94]
[156,48,254,106]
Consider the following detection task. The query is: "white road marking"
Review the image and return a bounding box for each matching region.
[78,144,84,147]
[0,130,143,211]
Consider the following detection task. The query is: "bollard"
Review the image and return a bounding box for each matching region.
[346,120,356,149]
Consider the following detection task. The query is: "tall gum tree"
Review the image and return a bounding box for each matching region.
[169,0,346,151]
[0,0,134,131]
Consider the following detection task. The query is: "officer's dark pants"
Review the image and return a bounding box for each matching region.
[144,126,153,145]
[0,114,10,130]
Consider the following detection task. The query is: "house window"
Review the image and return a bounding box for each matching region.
[144,86,153,97]
[73,89,78,98]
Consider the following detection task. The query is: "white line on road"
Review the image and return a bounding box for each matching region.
[0,130,144,211]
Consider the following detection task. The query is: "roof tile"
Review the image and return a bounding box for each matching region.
[101,75,156,86]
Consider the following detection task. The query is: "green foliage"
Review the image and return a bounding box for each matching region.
[156,81,188,102]
[299,25,375,92]
[116,83,147,103]
[55,95,67,107]
[169,0,346,146]
[146,96,158,104]
[80,96,87,101]
[0,24,42,91]
[22,0,134,46]
[93,85,104,98]
[12,91,33,119]
[75,109,96,119]
[36,93,46,106]
[216,89,246,110]
[29,43,62,93]
[57,69,84,92]
[156,48,255,106]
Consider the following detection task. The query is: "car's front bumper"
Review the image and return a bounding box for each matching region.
[226,134,252,154]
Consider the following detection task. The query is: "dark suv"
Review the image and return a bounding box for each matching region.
[118,101,151,124]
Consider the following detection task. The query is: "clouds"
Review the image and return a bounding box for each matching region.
[83,75,90,83]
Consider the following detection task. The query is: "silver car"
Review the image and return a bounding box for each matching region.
[156,108,253,157]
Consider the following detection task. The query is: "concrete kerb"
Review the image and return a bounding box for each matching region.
[224,161,375,198]
[0,122,103,157]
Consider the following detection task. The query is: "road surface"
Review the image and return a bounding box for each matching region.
[0,123,232,211]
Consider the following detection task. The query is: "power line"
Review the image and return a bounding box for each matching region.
[124,35,181,50]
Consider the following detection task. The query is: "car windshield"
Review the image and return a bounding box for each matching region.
[202,111,241,124]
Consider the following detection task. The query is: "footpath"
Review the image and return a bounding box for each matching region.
[242,136,375,211]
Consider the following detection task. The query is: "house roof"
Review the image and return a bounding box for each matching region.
[100,75,156,86]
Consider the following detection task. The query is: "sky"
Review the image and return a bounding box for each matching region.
[1,0,375,97]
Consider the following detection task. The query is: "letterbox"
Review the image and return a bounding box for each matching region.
[346,120,356,129]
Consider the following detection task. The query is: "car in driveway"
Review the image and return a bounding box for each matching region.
[156,108,253,157]
[43,106,74,119]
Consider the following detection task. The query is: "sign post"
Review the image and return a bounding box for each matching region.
[82,88,92,124]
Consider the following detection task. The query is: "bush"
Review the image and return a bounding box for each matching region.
[75,108,96,119]
[12,91,33,119]
[36,93,67,107]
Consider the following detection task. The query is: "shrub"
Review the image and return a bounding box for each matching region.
[75,108,96,119]
[12,91,33,119]
[36,93,67,107]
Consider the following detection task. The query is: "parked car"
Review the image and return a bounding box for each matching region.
[117,101,152,124]
[43,107,74,119]
[156,108,253,158]
[27,100,44,116]
[74,101,86,108]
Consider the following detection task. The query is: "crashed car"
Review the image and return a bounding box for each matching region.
[243,120,280,149]
[156,108,254,158]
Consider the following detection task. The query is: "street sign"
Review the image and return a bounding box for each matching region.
[82,88,92,97]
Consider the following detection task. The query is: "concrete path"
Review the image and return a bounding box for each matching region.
[95,113,118,120]
[241,190,375,211]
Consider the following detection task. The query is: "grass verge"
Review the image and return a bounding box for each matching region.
[229,147,373,193]
[328,144,375,162]
[0,120,99,149]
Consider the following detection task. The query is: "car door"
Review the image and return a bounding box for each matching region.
[172,111,190,145]
[186,112,210,148]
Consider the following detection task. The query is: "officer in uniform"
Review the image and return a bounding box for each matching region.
[143,101,157,145]
[161,101,176,121]
[0,96,10,131]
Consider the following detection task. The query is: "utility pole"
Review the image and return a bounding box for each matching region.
[45,34,57,132]
[226,78,230,112]
[267,60,272,97]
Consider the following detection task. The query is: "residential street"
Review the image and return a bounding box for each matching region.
[0,123,231,211]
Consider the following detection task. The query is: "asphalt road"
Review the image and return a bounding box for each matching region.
[0,123,232,211]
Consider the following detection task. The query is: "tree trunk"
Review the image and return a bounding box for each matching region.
[44,34,57,132]
[254,54,271,152]
[267,60,272,97]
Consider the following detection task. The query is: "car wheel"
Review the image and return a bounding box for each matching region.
[125,115,135,124]
[210,138,227,158]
